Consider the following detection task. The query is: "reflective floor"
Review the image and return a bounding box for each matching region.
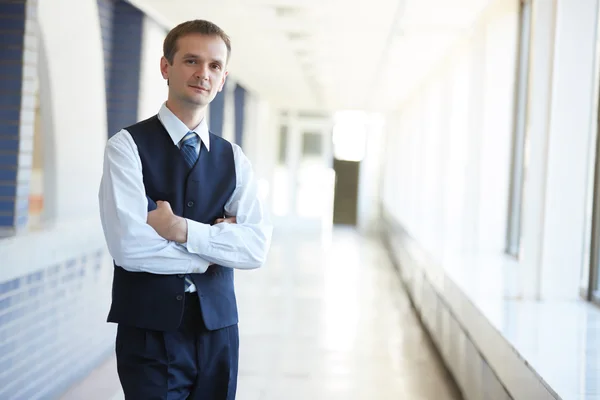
[62,225,461,400]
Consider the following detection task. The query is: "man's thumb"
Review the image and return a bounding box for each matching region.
[157,200,171,210]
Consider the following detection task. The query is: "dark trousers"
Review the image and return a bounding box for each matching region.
[115,292,239,400]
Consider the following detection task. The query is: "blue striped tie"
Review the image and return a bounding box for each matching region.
[180,131,199,291]
[180,131,200,169]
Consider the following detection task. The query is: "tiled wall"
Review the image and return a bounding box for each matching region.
[98,0,143,138]
[234,83,246,146]
[0,1,138,398]
[0,0,37,230]
[209,80,226,137]
[0,246,115,400]
[97,0,115,101]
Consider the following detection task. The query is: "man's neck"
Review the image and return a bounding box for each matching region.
[165,99,206,130]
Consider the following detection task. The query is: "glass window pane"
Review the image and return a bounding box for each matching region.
[302,132,322,156]
[278,125,288,165]
[506,0,532,257]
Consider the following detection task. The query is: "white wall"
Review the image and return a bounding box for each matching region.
[38,0,106,222]
[381,0,600,301]
[539,0,599,299]
[357,114,386,235]
[222,80,236,143]
[477,8,518,253]
[138,16,168,121]
[0,0,112,282]
[519,0,557,299]
[241,94,278,210]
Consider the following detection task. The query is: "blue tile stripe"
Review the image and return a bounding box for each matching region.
[97,0,115,105]
[0,109,20,122]
[0,153,19,166]
[105,0,143,138]
[0,184,17,197]
[0,215,14,226]
[234,84,246,146]
[0,168,18,182]
[0,16,26,32]
[0,77,24,92]
[210,80,226,137]
[0,0,28,229]
[0,2,26,18]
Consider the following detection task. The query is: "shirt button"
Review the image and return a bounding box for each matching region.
[176,295,183,301]
[187,201,194,207]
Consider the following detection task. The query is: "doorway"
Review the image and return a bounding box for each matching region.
[332,159,360,225]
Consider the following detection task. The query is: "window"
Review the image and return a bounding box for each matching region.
[506,0,532,257]
[584,0,600,305]
[588,133,600,304]
[302,131,322,157]
[278,125,288,165]
[588,96,600,304]
[594,260,600,304]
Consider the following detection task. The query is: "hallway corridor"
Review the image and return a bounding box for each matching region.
[62,226,461,400]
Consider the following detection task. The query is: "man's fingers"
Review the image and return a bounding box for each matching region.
[213,217,237,224]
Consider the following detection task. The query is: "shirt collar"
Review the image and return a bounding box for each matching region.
[157,102,210,151]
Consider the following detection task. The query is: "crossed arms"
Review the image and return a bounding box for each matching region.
[98,130,273,275]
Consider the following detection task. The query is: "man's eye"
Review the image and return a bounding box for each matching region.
[186,60,197,64]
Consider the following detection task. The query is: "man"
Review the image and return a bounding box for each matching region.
[98,19,272,399]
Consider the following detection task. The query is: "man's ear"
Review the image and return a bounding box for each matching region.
[218,71,229,92]
[160,56,170,81]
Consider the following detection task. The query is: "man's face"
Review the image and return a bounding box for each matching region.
[161,33,228,108]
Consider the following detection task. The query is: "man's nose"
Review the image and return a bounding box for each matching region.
[194,65,209,80]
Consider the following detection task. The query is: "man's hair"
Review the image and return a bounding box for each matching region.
[163,19,231,64]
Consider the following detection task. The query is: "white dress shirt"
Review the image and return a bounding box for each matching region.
[98,103,273,284]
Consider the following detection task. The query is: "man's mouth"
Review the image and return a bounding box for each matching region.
[189,85,209,92]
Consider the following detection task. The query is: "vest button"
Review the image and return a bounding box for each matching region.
[187,201,194,207]
[178,274,184,278]
[176,295,183,301]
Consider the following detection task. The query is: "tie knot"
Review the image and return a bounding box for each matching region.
[181,131,199,147]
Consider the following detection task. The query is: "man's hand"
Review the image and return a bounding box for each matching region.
[147,201,187,243]
[214,216,237,225]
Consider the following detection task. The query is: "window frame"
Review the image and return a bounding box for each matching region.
[582,0,600,306]
[587,86,600,304]
[586,126,600,304]
[506,0,533,258]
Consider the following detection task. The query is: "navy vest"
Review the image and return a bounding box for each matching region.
[107,116,238,332]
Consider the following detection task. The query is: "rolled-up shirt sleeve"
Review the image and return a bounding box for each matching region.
[185,144,273,269]
[98,129,211,275]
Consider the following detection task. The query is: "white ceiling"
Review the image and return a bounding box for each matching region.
[132,0,491,113]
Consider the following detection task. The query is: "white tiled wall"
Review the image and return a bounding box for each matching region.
[0,238,114,399]
[0,0,118,398]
